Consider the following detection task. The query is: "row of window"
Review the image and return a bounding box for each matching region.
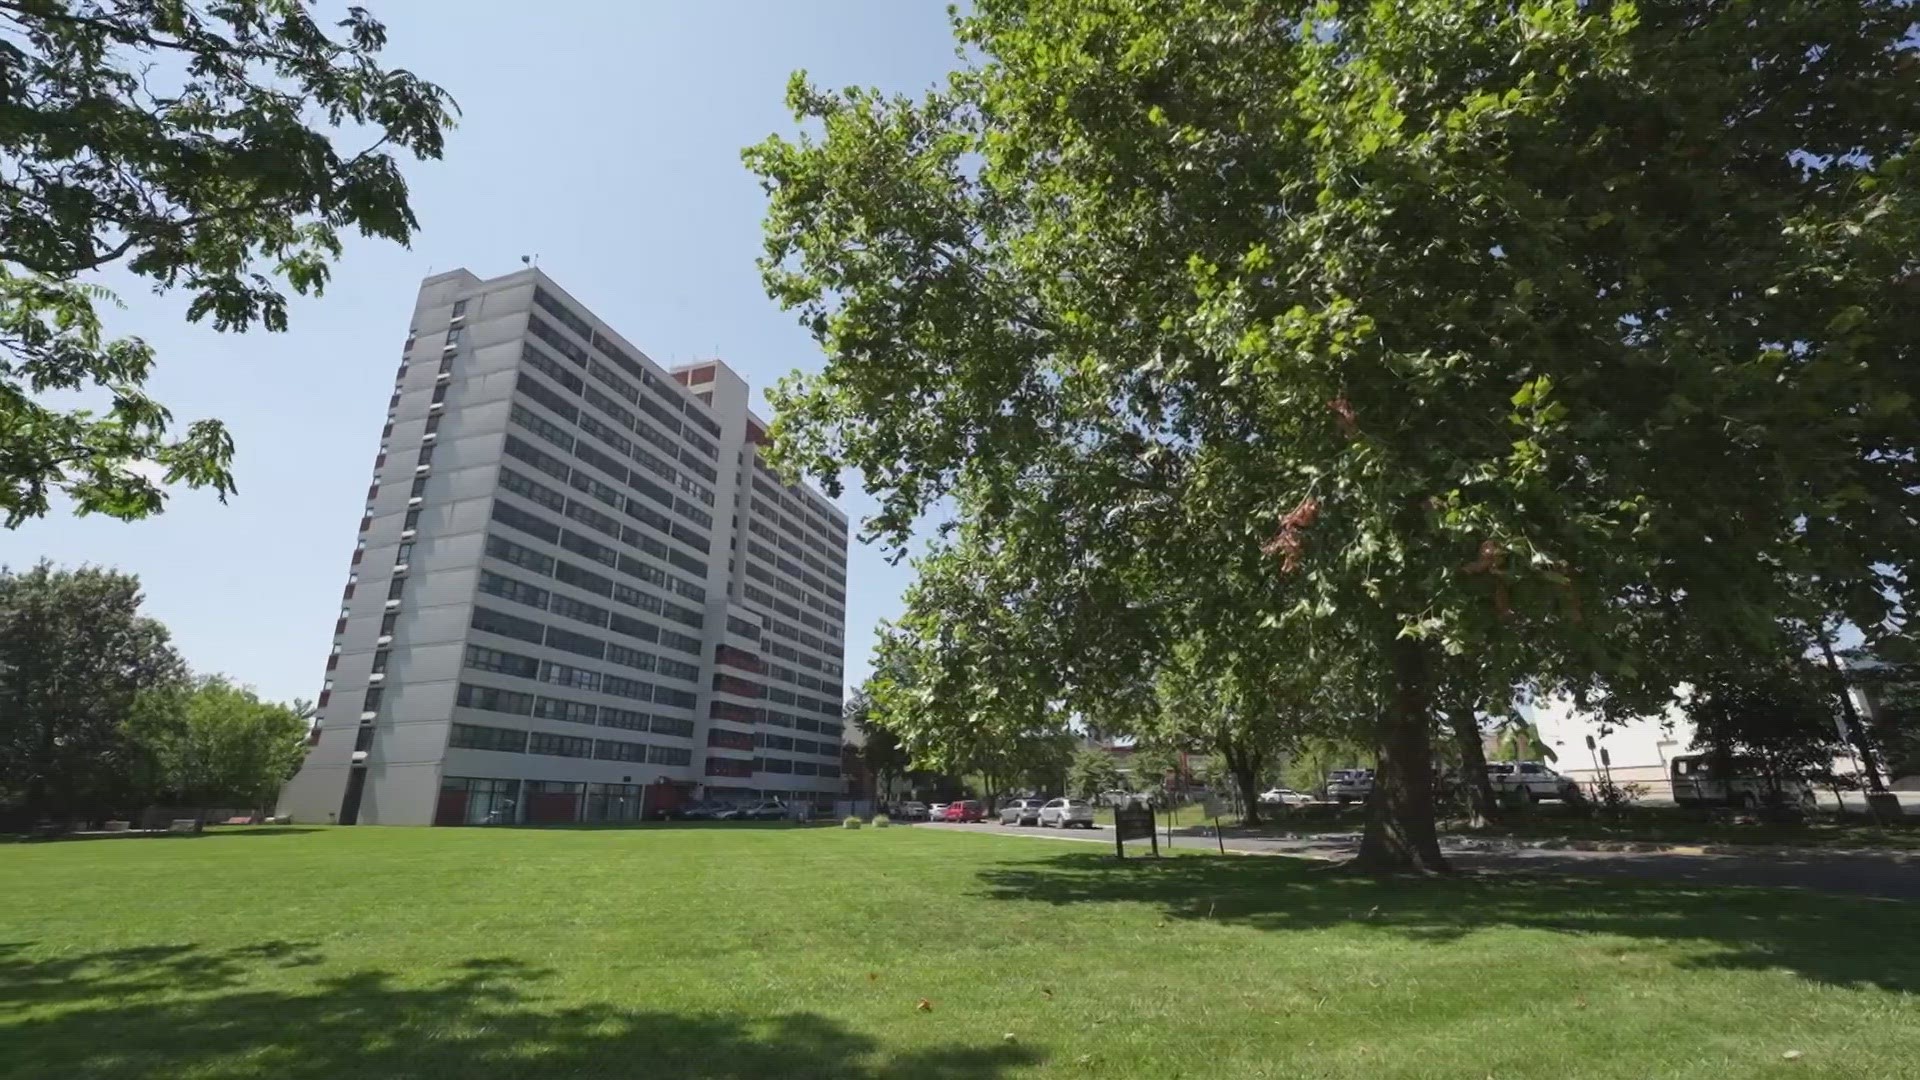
[758,733,840,757]
[740,546,845,626]
[740,582,844,647]
[508,394,716,542]
[749,494,846,589]
[467,608,701,707]
[520,367,717,512]
[500,437,710,573]
[456,680,699,733]
[530,287,723,443]
[750,465,847,553]
[710,699,844,741]
[704,755,841,779]
[476,565,702,666]
[448,721,694,767]
[488,502,707,636]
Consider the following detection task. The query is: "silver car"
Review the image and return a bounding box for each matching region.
[1038,798,1096,828]
[998,798,1047,826]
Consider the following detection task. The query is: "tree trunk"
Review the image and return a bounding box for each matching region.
[1356,635,1449,872]
[1818,632,1886,793]
[1449,703,1499,828]
[1224,743,1263,829]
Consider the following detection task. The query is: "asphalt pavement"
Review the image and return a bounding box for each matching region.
[913,820,1920,902]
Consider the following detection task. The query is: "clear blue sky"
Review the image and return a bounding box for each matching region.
[0,1,962,703]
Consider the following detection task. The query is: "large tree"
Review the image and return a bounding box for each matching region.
[0,561,184,814]
[748,0,1919,870]
[124,675,309,809]
[1,0,453,524]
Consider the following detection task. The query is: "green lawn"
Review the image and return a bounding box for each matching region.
[3,825,1916,1079]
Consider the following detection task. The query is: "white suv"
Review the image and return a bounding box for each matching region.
[1486,761,1581,802]
[1039,798,1096,828]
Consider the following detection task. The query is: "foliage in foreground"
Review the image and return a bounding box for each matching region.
[0,0,453,524]
[0,561,309,816]
[747,0,1920,869]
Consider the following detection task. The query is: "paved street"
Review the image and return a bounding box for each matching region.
[913,820,1920,902]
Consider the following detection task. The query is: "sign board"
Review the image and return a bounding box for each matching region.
[1201,795,1225,820]
[1113,803,1158,859]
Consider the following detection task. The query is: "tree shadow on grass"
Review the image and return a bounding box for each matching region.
[972,850,1920,994]
[0,943,1039,1080]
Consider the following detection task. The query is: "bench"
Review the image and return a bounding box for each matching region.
[168,819,199,834]
[221,816,255,826]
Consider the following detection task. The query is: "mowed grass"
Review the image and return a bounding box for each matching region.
[3,826,1917,1079]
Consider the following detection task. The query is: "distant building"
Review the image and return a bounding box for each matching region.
[278,268,851,826]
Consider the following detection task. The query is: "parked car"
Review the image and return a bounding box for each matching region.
[1485,761,1582,803]
[944,800,987,823]
[663,800,724,821]
[1038,797,1096,828]
[1670,754,1816,809]
[927,802,951,822]
[999,798,1048,826]
[1259,788,1312,806]
[894,801,929,822]
[719,800,787,821]
[1325,770,1374,804]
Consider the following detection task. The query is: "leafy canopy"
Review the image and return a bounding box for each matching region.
[0,0,454,523]
[748,0,1919,868]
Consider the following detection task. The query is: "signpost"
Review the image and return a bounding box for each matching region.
[1202,795,1226,855]
[1113,802,1158,859]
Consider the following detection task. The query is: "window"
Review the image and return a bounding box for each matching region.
[601,674,653,702]
[431,384,448,404]
[465,644,539,679]
[355,726,376,753]
[564,500,622,539]
[528,732,593,758]
[510,403,574,453]
[486,533,556,575]
[451,299,468,318]
[663,601,702,628]
[549,593,610,628]
[705,756,753,779]
[657,657,700,682]
[499,468,567,513]
[370,650,391,675]
[362,687,384,714]
[491,500,563,544]
[654,687,697,711]
[651,715,695,740]
[543,625,607,660]
[533,696,597,725]
[708,728,755,752]
[448,722,526,753]
[539,661,601,691]
[573,441,629,484]
[502,434,572,483]
[478,570,549,610]
[457,683,536,715]
[403,508,421,533]
[394,542,414,565]
[649,744,692,767]
[532,288,595,341]
[594,738,650,763]
[379,612,398,635]
[599,707,650,732]
[522,344,585,394]
[660,629,702,655]
[605,643,656,672]
[470,606,546,645]
[424,413,442,435]
[407,476,427,500]
[386,578,405,601]
[608,612,660,642]
[445,326,464,347]
[554,559,613,596]
[559,529,618,568]
[517,373,579,422]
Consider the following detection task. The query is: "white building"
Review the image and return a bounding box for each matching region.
[278,268,851,826]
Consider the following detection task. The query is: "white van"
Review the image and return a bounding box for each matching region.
[1670,754,1814,809]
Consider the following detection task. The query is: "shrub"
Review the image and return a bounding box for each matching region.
[872,814,891,828]
[842,816,863,830]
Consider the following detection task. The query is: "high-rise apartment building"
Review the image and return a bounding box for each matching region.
[278,268,851,826]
